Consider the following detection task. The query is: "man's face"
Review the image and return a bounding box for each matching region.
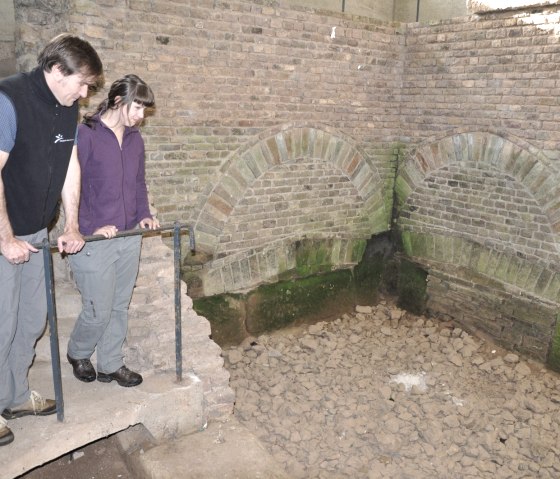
[49,65,97,107]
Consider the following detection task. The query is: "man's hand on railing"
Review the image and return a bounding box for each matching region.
[140,217,160,230]
[93,225,119,239]
[0,236,38,264]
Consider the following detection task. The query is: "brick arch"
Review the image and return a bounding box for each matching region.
[396,132,560,240]
[194,125,387,255]
[395,131,560,303]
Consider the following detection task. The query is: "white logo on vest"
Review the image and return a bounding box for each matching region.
[54,134,74,144]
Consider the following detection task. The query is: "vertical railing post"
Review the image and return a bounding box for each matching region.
[173,222,183,382]
[30,223,190,417]
[42,238,64,422]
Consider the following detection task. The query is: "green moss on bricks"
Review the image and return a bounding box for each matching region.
[535,269,553,297]
[547,313,560,372]
[397,260,427,315]
[544,274,560,302]
[394,175,412,203]
[400,231,412,256]
[410,232,428,258]
[370,208,390,233]
[351,239,367,263]
[467,242,484,271]
[476,248,491,275]
[192,294,246,347]
[459,267,505,291]
[294,240,333,277]
[246,270,355,335]
[315,245,330,266]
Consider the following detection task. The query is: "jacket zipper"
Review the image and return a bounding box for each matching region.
[41,103,58,226]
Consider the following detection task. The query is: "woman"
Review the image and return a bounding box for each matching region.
[66,74,159,387]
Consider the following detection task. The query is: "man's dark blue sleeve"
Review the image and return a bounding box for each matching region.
[0,92,17,153]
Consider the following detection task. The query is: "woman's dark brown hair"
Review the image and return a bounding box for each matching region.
[83,74,155,128]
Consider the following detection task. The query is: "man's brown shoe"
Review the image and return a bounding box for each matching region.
[97,366,142,387]
[67,354,96,382]
[0,418,14,446]
[1,391,56,420]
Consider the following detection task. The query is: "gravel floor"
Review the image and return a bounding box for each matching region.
[224,299,560,479]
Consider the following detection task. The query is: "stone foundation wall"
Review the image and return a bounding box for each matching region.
[52,235,235,420]
[427,269,558,362]
[128,236,234,419]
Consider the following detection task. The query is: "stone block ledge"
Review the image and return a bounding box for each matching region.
[0,362,206,479]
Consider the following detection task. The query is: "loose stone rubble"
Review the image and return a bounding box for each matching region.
[223,300,560,479]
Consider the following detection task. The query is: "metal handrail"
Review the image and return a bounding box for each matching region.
[20,221,192,422]
[34,222,195,251]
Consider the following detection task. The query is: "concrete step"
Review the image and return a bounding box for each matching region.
[0,360,207,478]
[8,236,235,478]
[121,417,290,479]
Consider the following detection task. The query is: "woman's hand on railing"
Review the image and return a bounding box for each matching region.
[93,225,119,239]
[140,217,160,230]
[58,228,85,254]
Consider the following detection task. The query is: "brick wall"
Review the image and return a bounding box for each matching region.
[400,10,560,157]
[68,0,401,294]
[397,9,560,366]
[83,1,399,226]
[14,0,402,294]
[12,2,560,365]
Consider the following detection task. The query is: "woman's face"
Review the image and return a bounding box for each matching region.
[119,100,146,127]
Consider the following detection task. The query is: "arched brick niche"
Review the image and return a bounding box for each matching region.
[395,132,560,365]
[193,124,390,295]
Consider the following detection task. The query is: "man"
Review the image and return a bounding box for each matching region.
[0,34,103,446]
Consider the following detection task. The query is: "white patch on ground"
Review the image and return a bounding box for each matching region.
[390,372,427,392]
[451,396,464,406]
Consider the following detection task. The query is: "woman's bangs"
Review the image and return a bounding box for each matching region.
[134,84,155,107]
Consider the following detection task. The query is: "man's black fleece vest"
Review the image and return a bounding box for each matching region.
[0,67,78,236]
